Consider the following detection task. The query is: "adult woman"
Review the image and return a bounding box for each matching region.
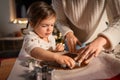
[52,0,120,64]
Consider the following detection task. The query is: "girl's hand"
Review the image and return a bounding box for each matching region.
[65,32,81,53]
[54,54,76,69]
[55,43,64,52]
[75,36,110,64]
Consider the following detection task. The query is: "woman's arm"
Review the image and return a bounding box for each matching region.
[99,0,120,50]
[52,0,73,37]
[75,0,120,64]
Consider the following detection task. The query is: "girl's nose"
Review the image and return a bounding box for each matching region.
[47,26,53,31]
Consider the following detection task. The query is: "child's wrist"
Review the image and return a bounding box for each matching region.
[53,54,60,62]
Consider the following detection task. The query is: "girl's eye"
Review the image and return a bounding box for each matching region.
[42,24,54,27]
[51,24,54,27]
[42,25,48,27]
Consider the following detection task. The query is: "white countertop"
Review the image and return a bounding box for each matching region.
[7,45,120,80]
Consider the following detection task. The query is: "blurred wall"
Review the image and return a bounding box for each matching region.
[0,0,25,37]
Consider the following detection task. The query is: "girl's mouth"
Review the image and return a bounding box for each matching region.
[45,33,51,35]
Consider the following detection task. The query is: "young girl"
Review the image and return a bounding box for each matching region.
[20,1,75,68]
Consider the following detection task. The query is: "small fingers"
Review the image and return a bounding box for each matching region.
[68,59,76,69]
[62,57,76,69]
[56,43,64,51]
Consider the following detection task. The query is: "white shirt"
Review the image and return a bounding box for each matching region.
[52,0,120,50]
[19,31,56,58]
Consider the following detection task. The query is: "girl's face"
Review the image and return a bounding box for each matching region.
[34,16,56,39]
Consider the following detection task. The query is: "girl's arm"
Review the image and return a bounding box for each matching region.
[31,47,75,68]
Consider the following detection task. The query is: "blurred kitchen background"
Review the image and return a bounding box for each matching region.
[0,0,61,58]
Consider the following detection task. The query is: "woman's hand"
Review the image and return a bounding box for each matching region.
[54,54,76,69]
[75,36,110,64]
[65,32,81,53]
[55,43,64,52]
